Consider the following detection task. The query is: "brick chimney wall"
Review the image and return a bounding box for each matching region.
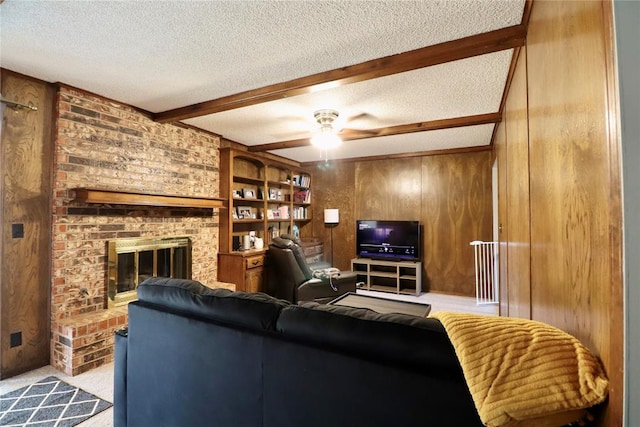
[51,85,222,374]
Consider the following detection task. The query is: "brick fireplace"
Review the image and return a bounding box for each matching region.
[50,86,223,375]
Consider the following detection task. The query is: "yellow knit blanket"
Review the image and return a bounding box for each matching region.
[431,312,609,427]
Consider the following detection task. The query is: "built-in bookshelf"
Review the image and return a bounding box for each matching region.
[219,148,312,254]
[218,148,312,293]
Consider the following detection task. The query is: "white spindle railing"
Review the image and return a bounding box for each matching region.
[470,241,499,305]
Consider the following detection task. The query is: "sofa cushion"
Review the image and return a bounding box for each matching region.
[276,302,463,376]
[136,277,289,331]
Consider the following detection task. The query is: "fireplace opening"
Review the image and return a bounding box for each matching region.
[107,236,192,307]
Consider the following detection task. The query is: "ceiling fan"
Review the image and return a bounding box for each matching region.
[310,109,343,149]
[252,109,378,154]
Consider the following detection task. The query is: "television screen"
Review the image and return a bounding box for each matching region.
[356,220,421,261]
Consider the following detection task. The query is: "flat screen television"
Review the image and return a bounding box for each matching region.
[356,220,421,262]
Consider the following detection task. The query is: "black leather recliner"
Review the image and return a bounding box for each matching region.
[265,235,357,303]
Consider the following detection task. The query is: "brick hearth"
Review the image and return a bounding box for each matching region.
[50,86,222,375]
[52,307,127,375]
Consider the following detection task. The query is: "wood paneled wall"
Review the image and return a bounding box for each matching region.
[354,158,422,222]
[0,71,54,378]
[420,152,493,294]
[313,150,492,296]
[497,1,624,424]
[504,45,531,319]
[309,163,356,268]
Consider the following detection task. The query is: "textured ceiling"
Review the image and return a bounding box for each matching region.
[0,0,526,163]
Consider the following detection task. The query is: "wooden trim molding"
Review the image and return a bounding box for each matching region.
[601,0,624,424]
[71,188,226,209]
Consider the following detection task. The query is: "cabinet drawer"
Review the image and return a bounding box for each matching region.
[245,255,264,270]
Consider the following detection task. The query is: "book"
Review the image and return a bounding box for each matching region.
[293,189,310,203]
[278,205,289,219]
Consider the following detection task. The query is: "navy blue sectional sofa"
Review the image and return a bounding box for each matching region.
[114,277,482,427]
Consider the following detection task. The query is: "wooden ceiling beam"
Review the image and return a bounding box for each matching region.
[248,112,502,152]
[154,25,526,123]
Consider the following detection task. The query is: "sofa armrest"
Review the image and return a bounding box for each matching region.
[297,271,357,303]
[114,328,128,427]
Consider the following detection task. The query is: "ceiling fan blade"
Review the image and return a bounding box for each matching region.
[276,115,314,124]
[346,112,374,122]
[334,111,378,132]
[270,129,312,140]
[340,128,381,139]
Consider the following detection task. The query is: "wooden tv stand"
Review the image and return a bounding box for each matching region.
[351,258,422,296]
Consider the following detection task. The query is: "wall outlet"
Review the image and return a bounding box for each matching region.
[11,223,24,238]
[10,332,22,348]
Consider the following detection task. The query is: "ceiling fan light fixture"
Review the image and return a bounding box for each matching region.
[310,128,342,149]
[310,109,342,149]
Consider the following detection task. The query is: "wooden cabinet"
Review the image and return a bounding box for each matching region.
[218,148,312,292]
[218,251,265,293]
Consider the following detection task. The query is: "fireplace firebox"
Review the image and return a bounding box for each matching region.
[107,236,192,307]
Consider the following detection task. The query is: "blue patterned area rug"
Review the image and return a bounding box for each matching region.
[0,376,111,426]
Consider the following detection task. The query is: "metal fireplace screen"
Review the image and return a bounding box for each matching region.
[107,236,192,307]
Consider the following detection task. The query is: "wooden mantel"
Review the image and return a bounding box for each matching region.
[71,188,226,209]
